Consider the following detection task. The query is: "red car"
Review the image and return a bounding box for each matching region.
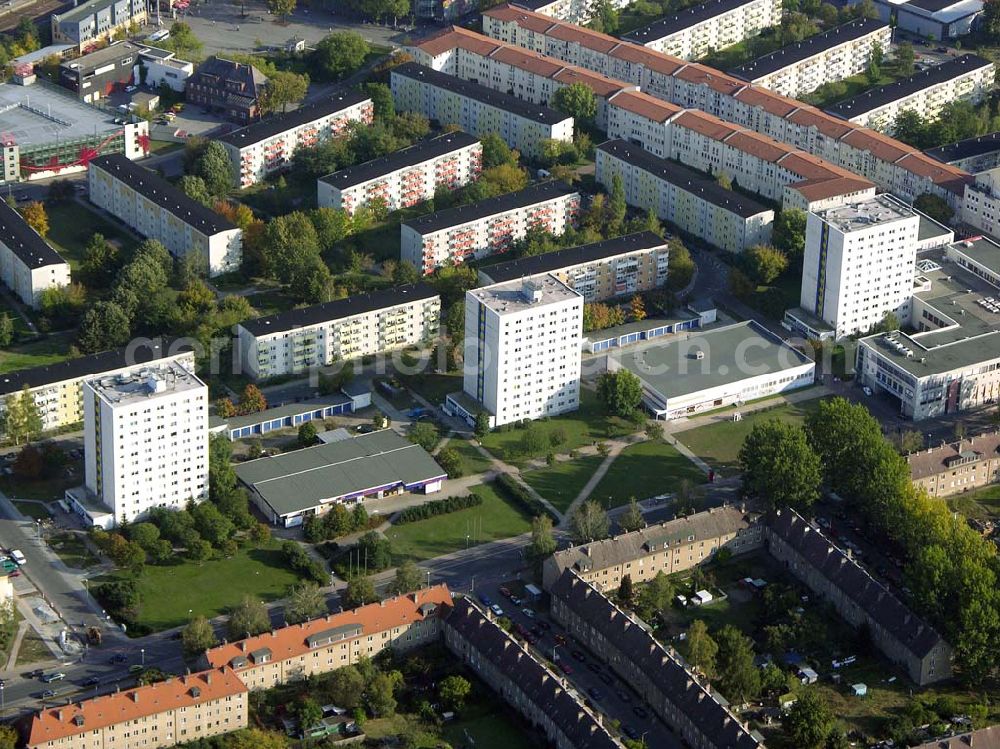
[499,587,512,598]
[559,661,573,675]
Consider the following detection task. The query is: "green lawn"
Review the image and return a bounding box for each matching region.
[590,439,705,509]
[0,333,75,375]
[522,455,604,513]
[947,484,1000,522]
[0,464,81,501]
[238,175,316,217]
[400,370,464,406]
[16,631,52,666]
[96,540,302,632]
[13,500,51,520]
[448,438,493,477]
[45,202,137,273]
[480,389,632,466]
[676,398,827,472]
[442,705,535,749]
[49,532,99,570]
[385,482,532,565]
[147,139,183,154]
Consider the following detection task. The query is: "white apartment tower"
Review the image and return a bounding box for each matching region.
[462,275,583,427]
[797,195,919,339]
[83,361,209,525]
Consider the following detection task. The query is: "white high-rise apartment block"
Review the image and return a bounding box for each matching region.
[83,361,209,526]
[454,275,583,427]
[729,19,892,98]
[318,132,482,216]
[622,0,782,60]
[792,195,920,340]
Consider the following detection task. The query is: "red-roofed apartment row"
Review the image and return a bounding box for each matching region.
[26,587,453,749]
[606,89,875,211]
[205,585,453,690]
[405,25,634,129]
[28,667,248,749]
[477,5,972,207]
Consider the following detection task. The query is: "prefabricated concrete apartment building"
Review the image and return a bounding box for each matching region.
[318,131,482,216]
[220,90,374,188]
[390,62,574,159]
[236,284,441,380]
[88,154,242,276]
[401,181,581,274]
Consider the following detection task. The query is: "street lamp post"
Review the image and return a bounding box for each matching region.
[1,682,6,716]
[552,642,562,662]
[140,648,145,667]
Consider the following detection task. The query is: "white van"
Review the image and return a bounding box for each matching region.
[11,550,25,565]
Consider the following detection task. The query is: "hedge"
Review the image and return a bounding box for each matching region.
[495,474,558,521]
[395,494,483,525]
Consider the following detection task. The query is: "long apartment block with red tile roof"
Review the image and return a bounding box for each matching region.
[27,668,248,749]
[405,26,634,129]
[205,586,453,691]
[477,5,973,206]
[606,90,875,211]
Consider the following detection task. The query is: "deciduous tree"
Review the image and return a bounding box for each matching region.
[552,81,596,125]
[312,32,369,81]
[285,582,327,624]
[683,619,717,676]
[228,595,270,639]
[569,500,609,543]
[181,615,217,657]
[20,201,48,237]
[739,419,822,512]
[618,498,646,533]
[597,369,643,418]
[530,514,557,559]
[715,625,760,703]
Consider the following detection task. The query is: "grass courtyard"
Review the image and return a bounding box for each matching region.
[479,389,634,466]
[522,455,605,514]
[45,202,137,273]
[590,439,705,509]
[946,484,1000,522]
[0,332,75,375]
[385,482,532,565]
[447,438,493,477]
[96,540,302,632]
[676,397,827,472]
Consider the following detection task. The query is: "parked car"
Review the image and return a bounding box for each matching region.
[39,689,56,699]
[558,661,573,675]
[489,604,504,617]
[124,85,137,93]
[478,594,492,606]
[498,586,511,598]
[40,672,66,683]
[521,607,535,619]
[632,705,649,719]
[571,649,586,661]
[82,676,101,688]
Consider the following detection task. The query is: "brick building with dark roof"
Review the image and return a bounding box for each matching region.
[187,56,268,124]
[766,509,953,685]
[549,571,765,749]
[906,431,1000,498]
[444,599,624,749]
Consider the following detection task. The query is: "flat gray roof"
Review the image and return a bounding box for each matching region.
[470,274,579,316]
[610,321,813,400]
[210,393,352,431]
[859,257,1000,377]
[235,429,446,517]
[0,84,124,148]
